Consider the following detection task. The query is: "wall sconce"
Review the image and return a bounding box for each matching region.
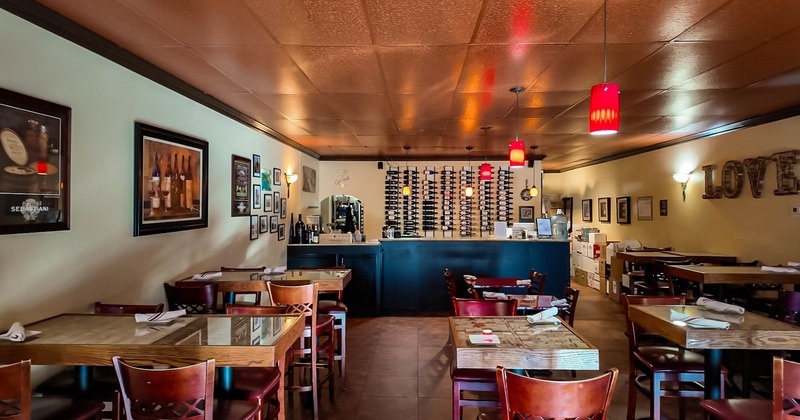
[285,172,299,198]
[673,172,691,201]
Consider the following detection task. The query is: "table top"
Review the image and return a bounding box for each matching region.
[615,251,685,264]
[0,314,305,367]
[178,269,352,292]
[449,316,598,370]
[484,295,558,310]
[471,277,529,288]
[665,251,737,260]
[665,265,800,284]
[628,305,800,350]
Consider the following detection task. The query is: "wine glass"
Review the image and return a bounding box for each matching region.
[161,181,170,215]
[147,180,157,217]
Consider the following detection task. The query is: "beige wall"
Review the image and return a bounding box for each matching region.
[0,9,317,339]
[548,118,800,265]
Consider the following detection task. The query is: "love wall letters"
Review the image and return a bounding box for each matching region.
[702,150,799,199]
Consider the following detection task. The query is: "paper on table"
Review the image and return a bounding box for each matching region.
[551,298,568,307]
[134,309,187,324]
[463,275,477,281]
[264,266,287,274]
[698,309,745,324]
[669,309,730,329]
[696,297,745,314]
[761,266,800,273]
[192,272,222,280]
[526,307,559,324]
[0,322,40,342]
[516,279,532,285]
[482,292,506,299]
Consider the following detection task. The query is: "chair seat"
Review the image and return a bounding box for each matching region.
[318,300,348,313]
[213,398,260,419]
[634,346,707,372]
[30,397,105,420]
[219,367,281,400]
[700,398,771,420]
[450,364,497,382]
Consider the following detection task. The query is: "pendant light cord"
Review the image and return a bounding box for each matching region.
[515,90,521,140]
[603,0,607,82]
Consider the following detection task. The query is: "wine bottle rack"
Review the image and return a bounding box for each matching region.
[496,166,513,222]
[478,164,493,237]
[440,166,455,237]
[384,167,400,231]
[401,167,419,235]
[421,166,437,235]
[459,166,474,237]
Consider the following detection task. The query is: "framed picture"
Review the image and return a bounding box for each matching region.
[273,168,281,186]
[277,224,286,241]
[302,165,317,192]
[519,206,535,222]
[134,122,208,236]
[270,215,278,233]
[0,88,71,235]
[280,198,287,219]
[273,192,281,214]
[637,196,653,221]
[261,169,271,191]
[660,199,668,216]
[581,199,592,222]
[252,184,261,209]
[231,155,251,217]
[616,196,631,224]
[263,193,273,212]
[249,215,258,240]
[259,215,268,233]
[252,154,260,177]
[598,197,611,223]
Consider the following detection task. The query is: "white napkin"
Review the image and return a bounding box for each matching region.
[696,297,745,314]
[698,309,745,324]
[551,298,568,307]
[669,309,729,329]
[761,266,799,273]
[0,322,40,342]
[516,279,531,285]
[463,275,476,281]
[526,307,559,324]
[134,309,186,323]
[483,292,506,299]
[192,272,221,280]
[264,266,287,274]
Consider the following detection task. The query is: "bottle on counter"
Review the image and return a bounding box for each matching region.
[295,214,306,244]
[310,224,319,244]
[551,209,568,240]
[289,213,295,244]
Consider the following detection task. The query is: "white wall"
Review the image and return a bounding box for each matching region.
[0,10,317,334]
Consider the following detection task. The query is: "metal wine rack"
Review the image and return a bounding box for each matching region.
[440,166,455,237]
[421,166,437,235]
[496,166,513,222]
[401,167,419,235]
[478,165,493,237]
[459,166,474,237]
[384,167,400,231]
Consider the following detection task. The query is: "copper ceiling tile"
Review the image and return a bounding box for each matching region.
[612,41,761,90]
[450,93,517,121]
[344,120,399,136]
[326,147,384,157]
[378,46,468,94]
[535,117,587,135]
[243,0,371,45]
[522,91,590,108]
[456,44,565,93]
[571,0,728,43]
[628,116,714,134]
[687,85,800,118]
[678,41,800,90]
[389,93,456,121]
[291,135,362,148]
[194,46,315,94]
[444,118,530,136]
[211,93,285,121]
[285,46,385,93]
[667,116,738,135]
[293,120,353,136]
[677,0,800,42]
[474,0,600,44]
[320,93,394,119]
[120,0,275,46]
[39,0,180,47]
[358,135,441,149]
[518,106,571,119]
[621,89,727,116]
[558,89,662,118]
[394,119,448,135]
[364,0,483,45]
[127,46,247,94]
[258,118,311,137]
[256,94,340,120]
[620,116,678,133]
[753,68,800,88]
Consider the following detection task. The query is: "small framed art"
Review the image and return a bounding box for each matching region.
[273,168,281,186]
[231,155,250,217]
[277,224,285,241]
[616,196,631,224]
[263,193,273,212]
[598,197,611,223]
[519,206,535,222]
[270,215,278,233]
[660,199,668,216]
[249,215,258,239]
[259,215,268,234]
[252,154,260,177]
[252,184,261,209]
[637,196,653,221]
[581,199,592,222]
[273,192,281,214]
[280,198,287,219]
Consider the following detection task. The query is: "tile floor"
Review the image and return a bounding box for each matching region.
[284,284,736,419]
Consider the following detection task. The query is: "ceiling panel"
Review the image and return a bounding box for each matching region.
[243,0,371,46]
[256,94,339,120]
[195,46,316,94]
[389,93,456,121]
[676,0,800,42]
[474,0,601,44]
[378,46,468,94]
[293,120,353,136]
[456,44,565,93]
[364,0,483,45]
[320,93,394,120]
[286,46,385,93]
[129,46,247,95]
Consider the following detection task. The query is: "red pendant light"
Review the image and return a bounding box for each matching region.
[508,87,526,168]
[479,126,492,181]
[589,0,619,135]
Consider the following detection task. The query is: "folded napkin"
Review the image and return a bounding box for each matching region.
[134,309,186,324]
[762,266,800,273]
[192,272,221,280]
[698,309,745,324]
[669,309,729,329]
[516,279,531,285]
[482,292,506,299]
[551,298,568,307]
[526,307,559,324]
[463,275,477,281]
[0,322,40,342]
[696,297,745,314]
[264,266,287,274]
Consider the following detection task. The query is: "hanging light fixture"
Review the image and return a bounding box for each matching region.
[528,146,540,197]
[508,87,526,168]
[464,146,475,197]
[589,0,619,135]
[479,126,492,181]
[401,146,411,196]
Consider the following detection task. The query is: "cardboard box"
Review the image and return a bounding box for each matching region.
[609,279,621,302]
[588,233,607,243]
[573,268,588,286]
[599,274,608,295]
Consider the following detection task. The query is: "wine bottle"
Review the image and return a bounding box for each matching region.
[163,154,172,209]
[295,214,306,244]
[179,155,186,208]
[151,152,161,211]
[289,213,295,244]
[185,156,194,211]
[171,154,180,210]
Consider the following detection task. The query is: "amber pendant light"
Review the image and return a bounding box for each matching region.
[589,0,619,135]
[508,87,526,167]
[464,146,475,197]
[528,146,540,197]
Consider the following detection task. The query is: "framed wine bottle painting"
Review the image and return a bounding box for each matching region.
[133,122,208,236]
[0,88,71,235]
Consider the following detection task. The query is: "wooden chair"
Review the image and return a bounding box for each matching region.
[163,282,218,314]
[557,286,580,327]
[700,356,799,420]
[221,266,267,305]
[622,294,726,420]
[301,265,348,390]
[0,359,105,420]
[223,305,288,420]
[112,356,259,420]
[36,302,165,420]
[528,269,546,295]
[444,268,456,304]
[450,298,518,420]
[627,246,672,295]
[495,366,618,420]
[267,282,334,420]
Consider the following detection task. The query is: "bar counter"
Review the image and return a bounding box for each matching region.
[288,238,569,315]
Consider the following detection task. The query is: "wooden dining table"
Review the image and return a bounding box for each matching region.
[178,268,352,305]
[665,265,800,285]
[449,316,598,371]
[0,313,305,420]
[483,294,560,311]
[627,304,800,399]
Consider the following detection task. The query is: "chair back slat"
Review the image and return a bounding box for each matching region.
[528,269,547,295]
[94,302,164,315]
[452,298,518,316]
[558,286,580,327]
[164,283,218,314]
[225,305,288,315]
[0,360,31,419]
